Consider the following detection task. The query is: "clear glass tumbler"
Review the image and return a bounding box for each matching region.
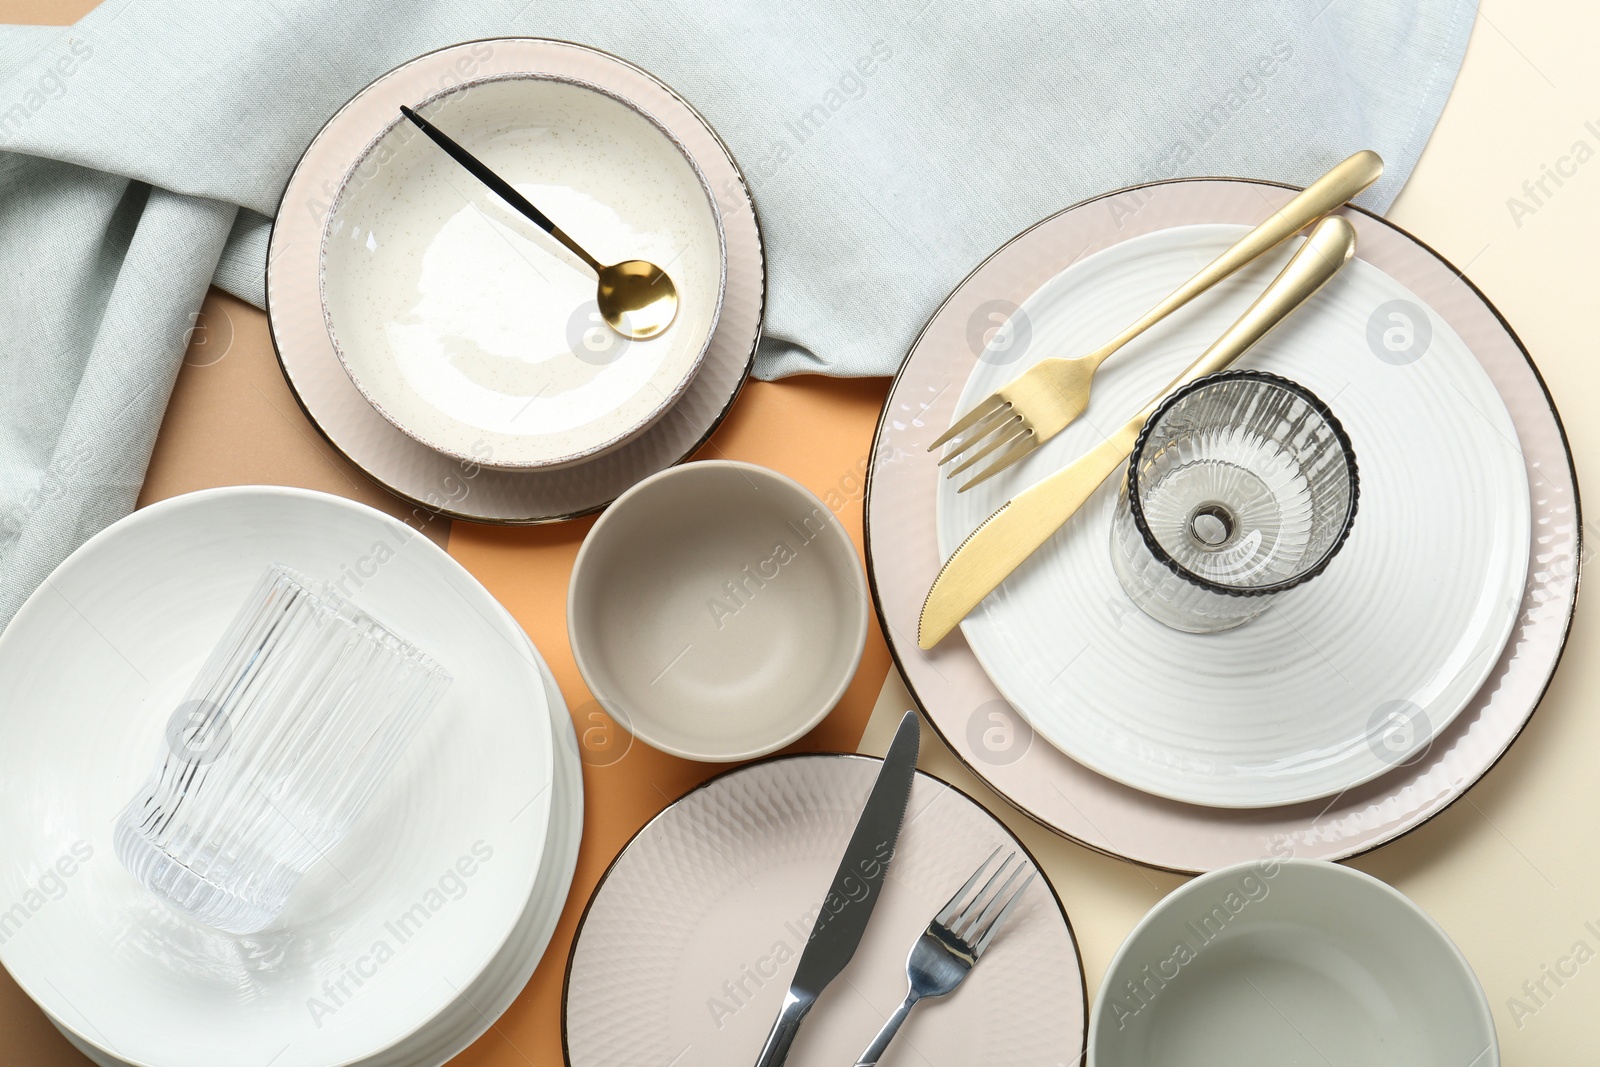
[1110,370,1359,633]
[114,564,451,933]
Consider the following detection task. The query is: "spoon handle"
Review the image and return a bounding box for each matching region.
[399,104,603,273]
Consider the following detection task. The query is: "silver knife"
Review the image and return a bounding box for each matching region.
[753,711,922,1066]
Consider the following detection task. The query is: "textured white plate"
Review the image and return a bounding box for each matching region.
[48,631,585,1067]
[937,224,1530,808]
[869,178,1576,870]
[1090,860,1497,1066]
[322,72,725,469]
[565,755,1086,1067]
[0,487,554,1067]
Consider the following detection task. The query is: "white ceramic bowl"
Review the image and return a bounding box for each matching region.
[567,461,870,761]
[1090,860,1498,1066]
[0,488,554,1067]
[321,71,726,470]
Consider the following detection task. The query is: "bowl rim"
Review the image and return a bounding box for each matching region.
[1086,857,1498,1065]
[566,459,871,762]
[318,68,729,471]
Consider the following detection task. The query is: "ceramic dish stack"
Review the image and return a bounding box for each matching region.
[268,38,765,524]
[0,487,583,1067]
[866,178,1579,872]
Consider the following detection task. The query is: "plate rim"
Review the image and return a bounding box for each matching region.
[265,36,766,525]
[557,750,1090,1067]
[377,637,584,1067]
[863,174,1584,874]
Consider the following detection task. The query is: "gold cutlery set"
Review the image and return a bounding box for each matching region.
[918,150,1383,649]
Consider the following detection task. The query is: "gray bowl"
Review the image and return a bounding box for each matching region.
[1090,860,1497,1066]
[567,460,869,761]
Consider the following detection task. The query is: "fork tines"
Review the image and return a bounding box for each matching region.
[931,403,1038,492]
[938,846,1038,957]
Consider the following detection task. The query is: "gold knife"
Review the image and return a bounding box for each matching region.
[918,214,1358,649]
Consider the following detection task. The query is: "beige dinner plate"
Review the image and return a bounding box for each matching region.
[564,754,1088,1066]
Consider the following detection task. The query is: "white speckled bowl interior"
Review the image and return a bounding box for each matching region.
[321,73,725,470]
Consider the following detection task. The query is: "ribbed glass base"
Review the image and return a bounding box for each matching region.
[113,816,298,935]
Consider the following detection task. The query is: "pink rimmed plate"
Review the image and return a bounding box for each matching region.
[268,38,763,523]
[563,755,1087,1066]
[865,178,1580,872]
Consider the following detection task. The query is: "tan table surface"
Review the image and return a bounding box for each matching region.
[2,2,1596,1064]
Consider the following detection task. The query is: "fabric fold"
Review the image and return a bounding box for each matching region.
[1,169,236,625]
[1,0,1479,630]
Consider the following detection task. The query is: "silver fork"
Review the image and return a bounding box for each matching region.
[852,847,1037,1066]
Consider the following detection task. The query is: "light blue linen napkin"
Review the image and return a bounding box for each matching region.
[0,0,1477,629]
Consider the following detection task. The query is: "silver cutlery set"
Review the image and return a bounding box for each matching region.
[756,714,1036,1067]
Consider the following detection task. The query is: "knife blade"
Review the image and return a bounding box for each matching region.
[918,214,1357,648]
[753,710,921,1067]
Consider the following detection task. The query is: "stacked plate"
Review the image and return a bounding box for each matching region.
[0,486,581,1067]
[866,178,1580,871]
[268,38,765,524]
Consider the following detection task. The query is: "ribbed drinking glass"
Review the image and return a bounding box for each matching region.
[1110,370,1359,633]
[114,563,451,934]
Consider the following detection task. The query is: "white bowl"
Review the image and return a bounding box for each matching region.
[567,461,870,761]
[0,487,554,1067]
[321,71,726,470]
[1090,860,1497,1066]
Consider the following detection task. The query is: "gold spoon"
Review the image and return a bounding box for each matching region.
[400,105,679,340]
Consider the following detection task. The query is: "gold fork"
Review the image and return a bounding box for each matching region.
[931,150,1382,491]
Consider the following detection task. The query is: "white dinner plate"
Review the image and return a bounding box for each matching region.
[564,754,1087,1066]
[937,224,1530,808]
[1089,860,1497,1066]
[47,630,585,1067]
[0,486,555,1067]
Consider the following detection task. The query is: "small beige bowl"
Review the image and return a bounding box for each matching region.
[568,460,869,761]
